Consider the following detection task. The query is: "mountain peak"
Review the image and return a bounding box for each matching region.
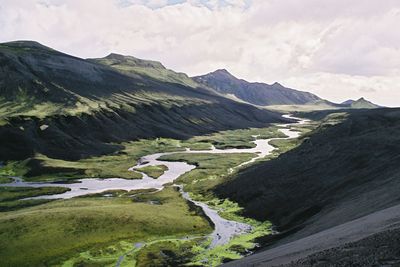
[341,97,380,109]
[0,40,55,52]
[211,69,235,77]
[215,68,230,73]
[271,82,283,87]
[3,40,45,47]
[100,53,165,69]
[105,53,127,60]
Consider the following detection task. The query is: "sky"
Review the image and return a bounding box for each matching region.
[1,0,400,106]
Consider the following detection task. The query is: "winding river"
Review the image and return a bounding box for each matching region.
[2,115,308,249]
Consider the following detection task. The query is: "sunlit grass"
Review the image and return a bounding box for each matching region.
[0,187,212,267]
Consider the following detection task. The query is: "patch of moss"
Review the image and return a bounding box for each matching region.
[136,165,168,179]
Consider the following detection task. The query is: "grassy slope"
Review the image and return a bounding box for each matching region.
[0,187,212,267]
[0,186,69,202]
[90,53,199,88]
[0,186,70,212]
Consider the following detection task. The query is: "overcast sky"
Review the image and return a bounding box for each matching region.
[1,0,399,106]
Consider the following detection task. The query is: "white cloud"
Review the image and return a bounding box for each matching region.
[282,73,400,107]
[0,0,399,106]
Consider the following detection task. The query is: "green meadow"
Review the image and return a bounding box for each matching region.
[0,187,212,267]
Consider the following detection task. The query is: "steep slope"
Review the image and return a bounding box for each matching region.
[193,69,322,106]
[216,108,400,252]
[0,41,285,161]
[341,97,381,109]
[225,203,400,266]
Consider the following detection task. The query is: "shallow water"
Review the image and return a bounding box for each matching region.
[179,186,252,248]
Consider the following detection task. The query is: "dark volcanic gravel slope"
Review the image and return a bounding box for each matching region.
[284,228,400,267]
[216,108,400,241]
[218,108,400,266]
[224,203,400,267]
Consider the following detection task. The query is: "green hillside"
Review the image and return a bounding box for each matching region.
[0,41,285,162]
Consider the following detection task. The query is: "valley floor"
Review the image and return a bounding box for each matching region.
[0,119,315,267]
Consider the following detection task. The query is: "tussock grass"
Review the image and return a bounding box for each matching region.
[0,187,212,267]
[0,186,70,212]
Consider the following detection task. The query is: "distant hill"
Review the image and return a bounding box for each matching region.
[341,99,355,105]
[193,69,322,106]
[341,97,381,109]
[267,98,381,113]
[0,41,284,161]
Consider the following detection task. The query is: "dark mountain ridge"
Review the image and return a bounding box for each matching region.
[193,69,322,106]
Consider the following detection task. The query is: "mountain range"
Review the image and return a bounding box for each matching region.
[193,69,381,110]
[0,41,285,161]
[193,69,321,106]
[0,40,380,162]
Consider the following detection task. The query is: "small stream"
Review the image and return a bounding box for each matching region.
[2,115,308,249]
[178,185,252,248]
